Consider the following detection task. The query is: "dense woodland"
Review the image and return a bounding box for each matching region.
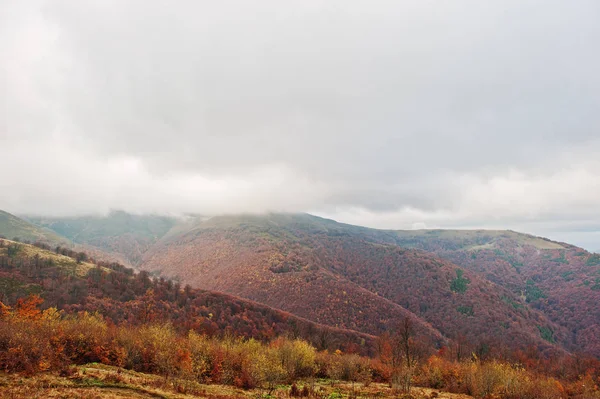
[2,220,600,398]
[382,232,600,357]
[0,239,371,353]
[1,238,600,398]
[12,212,600,357]
[141,216,568,357]
[1,292,600,398]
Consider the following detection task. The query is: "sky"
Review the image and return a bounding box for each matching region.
[1,1,600,250]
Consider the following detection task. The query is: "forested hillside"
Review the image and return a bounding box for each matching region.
[1,238,599,399]
[25,211,179,265]
[140,214,567,356]
[9,210,600,358]
[0,210,69,246]
[0,238,371,353]
[377,230,600,356]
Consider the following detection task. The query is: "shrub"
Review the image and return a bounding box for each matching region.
[261,348,286,393]
[0,293,595,399]
[450,269,470,293]
[188,331,212,382]
[272,337,317,382]
[62,312,113,364]
[391,365,415,393]
[0,306,66,374]
[117,323,188,378]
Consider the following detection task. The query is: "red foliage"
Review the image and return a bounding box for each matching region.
[15,295,44,320]
[139,215,566,355]
[0,238,372,355]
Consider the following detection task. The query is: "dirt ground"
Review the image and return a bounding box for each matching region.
[0,364,473,399]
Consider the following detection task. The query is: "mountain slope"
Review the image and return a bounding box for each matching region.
[0,210,70,245]
[142,221,445,343]
[0,237,372,353]
[141,213,567,355]
[25,211,178,265]
[377,230,600,356]
[21,210,597,356]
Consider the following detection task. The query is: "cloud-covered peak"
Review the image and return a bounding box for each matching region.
[1,0,599,248]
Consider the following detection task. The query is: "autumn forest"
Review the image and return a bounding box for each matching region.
[1,211,600,398]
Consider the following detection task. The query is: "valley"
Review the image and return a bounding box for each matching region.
[4,210,600,357]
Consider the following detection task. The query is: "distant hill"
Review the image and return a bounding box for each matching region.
[24,211,179,265]
[0,210,70,246]
[376,229,600,356]
[140,213,567,356]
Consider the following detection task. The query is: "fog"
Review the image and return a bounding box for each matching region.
[1,1,599,249]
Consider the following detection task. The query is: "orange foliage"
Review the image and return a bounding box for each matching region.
[15,295,43,320]
[0,301,10,319]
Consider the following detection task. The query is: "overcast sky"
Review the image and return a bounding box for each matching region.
[1,1,600,249]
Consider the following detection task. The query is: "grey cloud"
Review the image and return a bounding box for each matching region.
[41,0,600,175]
[1,0,600,248]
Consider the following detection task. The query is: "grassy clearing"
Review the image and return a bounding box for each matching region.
[0,238,110,276]
[394,229,564,251]
[464,242,495,252]
[0,364,472,399]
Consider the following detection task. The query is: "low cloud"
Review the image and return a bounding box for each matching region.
[1,0,600,249]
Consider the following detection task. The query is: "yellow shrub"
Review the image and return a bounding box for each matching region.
[271,337,317,381]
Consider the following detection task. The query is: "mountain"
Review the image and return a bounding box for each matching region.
[0,237,372,353]
[140,213,568,356]
[0,237,593,399]
[20,210,599,357]
[25,211,179,266]
[0,210,70,246]
[375,230,600,356]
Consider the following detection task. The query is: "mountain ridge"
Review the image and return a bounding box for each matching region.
[4,209,599,356]
[24,210,179,265]
[140,213,569,356]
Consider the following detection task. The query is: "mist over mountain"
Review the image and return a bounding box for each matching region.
[2,1,600,250]
[2,1,600,396]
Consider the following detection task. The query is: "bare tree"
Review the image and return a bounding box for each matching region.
[399,317,414,368]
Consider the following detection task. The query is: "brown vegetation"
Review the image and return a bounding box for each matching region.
[0,238,372,354]
[392,232,600,357]
[140,214,567,356]
[0,299,598,398]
